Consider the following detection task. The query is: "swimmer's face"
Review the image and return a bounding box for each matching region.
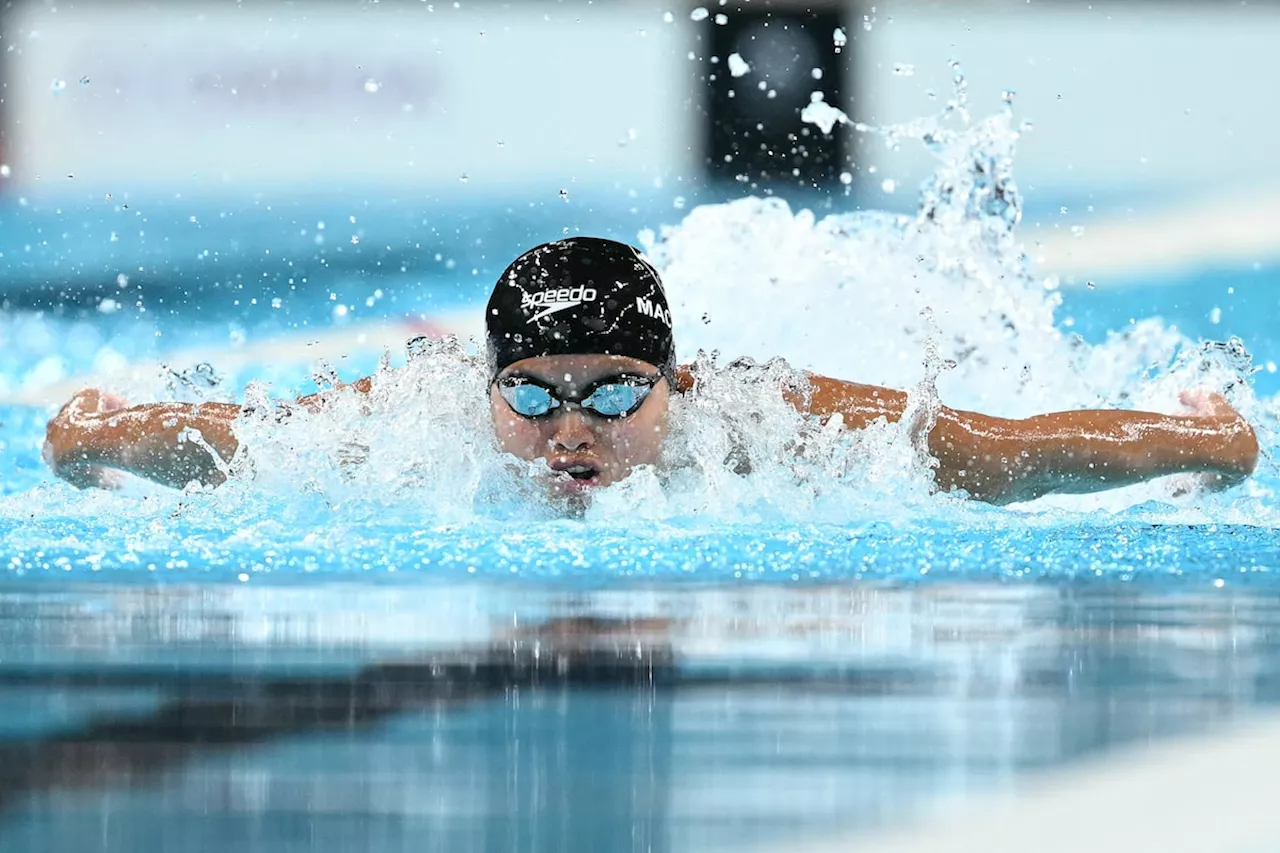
[490,354,670,493]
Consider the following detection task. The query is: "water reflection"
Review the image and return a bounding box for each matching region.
[0,581,1275,852]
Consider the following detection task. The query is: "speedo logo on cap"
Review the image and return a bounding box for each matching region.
[521,286,598,322]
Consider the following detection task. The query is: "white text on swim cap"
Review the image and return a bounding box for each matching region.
[521,286,598,322]
[635,296,671,327]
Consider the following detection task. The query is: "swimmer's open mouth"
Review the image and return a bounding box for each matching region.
[550,460,601,483]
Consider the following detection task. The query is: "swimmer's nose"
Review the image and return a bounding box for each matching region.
[550,407,595,452]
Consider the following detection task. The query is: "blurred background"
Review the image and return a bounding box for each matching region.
[1,0,1277,406]
[1,4,1280,852]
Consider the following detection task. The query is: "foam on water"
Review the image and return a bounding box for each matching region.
[1,82,1279,583]
[642,92,1278,521]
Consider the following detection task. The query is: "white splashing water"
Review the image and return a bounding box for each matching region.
[219,78,1279,527]
[634,90,1278,521]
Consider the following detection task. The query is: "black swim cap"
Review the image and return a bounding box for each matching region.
[485,237,676,380]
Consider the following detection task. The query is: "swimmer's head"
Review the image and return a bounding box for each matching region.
[484,237,676,382]
[485,238,676,493]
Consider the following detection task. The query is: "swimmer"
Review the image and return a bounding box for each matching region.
[42,237,1260,505]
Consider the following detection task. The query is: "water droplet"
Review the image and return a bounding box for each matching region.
[727,53,750,77]
[1086,281,1096,289]
[672,196,686,209]
[116,273,129,288]
[1070,225,1085,238]
[50,78,66,93]
[0,165,10,178]
[690,7,708,20]
[662,11,673,22]
[363,79,381,93]
[459,173,469,183]
[832,27,847,48]
[892,63,914,77]
[1209,306,1222,324]
[271,297,282,309]
[881,179,896,193]
[714,13,728,24]
[79,76,90,86]
[839,171,853,185]
[558,188,569,201]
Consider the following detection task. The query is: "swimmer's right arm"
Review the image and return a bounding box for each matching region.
[44,390,242,489]
[43,380,373,489]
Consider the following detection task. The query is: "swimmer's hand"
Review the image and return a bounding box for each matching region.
[43,389,243,490]
[44,389,131,489]
[296,375,374,413]
[1167,390,1259,496]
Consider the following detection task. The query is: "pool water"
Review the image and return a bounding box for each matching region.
[0,100,1278,851]
[0,582,1278,852]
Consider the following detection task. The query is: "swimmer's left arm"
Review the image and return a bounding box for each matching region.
[785,374,1260,504]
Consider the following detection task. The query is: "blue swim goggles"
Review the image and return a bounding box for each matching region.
[495,373,660,419]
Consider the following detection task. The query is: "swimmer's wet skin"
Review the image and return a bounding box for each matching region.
[42,237,1260,506]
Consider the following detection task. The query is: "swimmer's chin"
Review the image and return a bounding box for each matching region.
[543,469,624,516]
[542,479,593,517]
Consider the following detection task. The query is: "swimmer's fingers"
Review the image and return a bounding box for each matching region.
[1178,389,1236,419]
[41,434,124,490]
[1176,388,1258,484]
[44,388,130,489]
[44,457,127,491]
[56,388,130,422]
